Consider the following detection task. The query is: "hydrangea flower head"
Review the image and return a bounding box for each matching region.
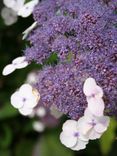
[24,0,117,63]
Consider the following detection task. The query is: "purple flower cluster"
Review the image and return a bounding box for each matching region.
[36,48,117,119]
[24,0,117,120]
[24,0,117,63]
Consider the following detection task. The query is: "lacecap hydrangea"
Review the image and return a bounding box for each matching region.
[24,0,117,63]
[23,0,117,120]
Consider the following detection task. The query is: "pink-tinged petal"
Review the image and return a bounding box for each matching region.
[62,120,77,132]
[83,77,97,96]
[77,117,92,136]
[10,91,24,109]
[2,64,15,76]
[71,140,88,151]
[87,98,104,117]
[60,131,77,148]
[19,107,33,116]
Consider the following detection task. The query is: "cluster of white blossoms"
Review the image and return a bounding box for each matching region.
[60,78,110,151]
[1,0,39,25]
[11,84,40,116]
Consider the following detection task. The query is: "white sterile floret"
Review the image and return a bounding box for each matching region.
[11,84,40,116]
[18,0,39,18]
[33,121,45,132]
[60,120,89,151]
[77,108,110,140]
[36,107,46,117]
[12,56,28,69]
[2,56,29,76]
[22,22,37,40]
[1,7,18,26]
[83,77,104,116]
[26,71,38,85]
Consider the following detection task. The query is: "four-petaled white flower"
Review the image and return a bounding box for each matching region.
[2,56,29,76]
[3,0,39,18]
[77,108,110,140]
[11,84,40,116]
[60,120,89,151]
[83,77,104,116]
[22,22,37,40]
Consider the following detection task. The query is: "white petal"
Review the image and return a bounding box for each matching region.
[36,107,46,117]
[83,77,97,96]
[94,123,107,133]
[19,84,32,94]
[33,121,45,132]
[71,140,88,151]
[87,98,104,116]
[95,86,103,98]
[10,91,24,108]
[77,117,92,136]
[60,131,77,148]
[18,0,39,18]
[62,120,77,132]
[95,116,110,133]
[2,64,16,76]
[12,0,25,12]
[23,96,38,108]
[3,0,16,8]
[22,22,37,40]
[12,56,28,69]
[19,107,33,116]
[86,129,102,140]
[19,84,40,108]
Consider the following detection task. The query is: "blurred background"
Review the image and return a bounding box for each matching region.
[0,1,117,156]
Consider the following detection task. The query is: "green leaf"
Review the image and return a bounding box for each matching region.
[0,103,18,119]
[100,118,117,156]
[0,150,11,156]
[15,139,35,156]
[0,125,12,148]
[39,131,74,156]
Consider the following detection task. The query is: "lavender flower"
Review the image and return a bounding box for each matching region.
[24,0,117,63]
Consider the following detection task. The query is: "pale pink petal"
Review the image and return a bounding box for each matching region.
[83,77,97,96]
[60,131,77,148]
[87,98,104,116]
[77,117,92,136]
